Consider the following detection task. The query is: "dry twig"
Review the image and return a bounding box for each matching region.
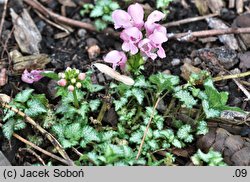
[0,0,8,38]
[0,123,69,165]
[164,13,219,27]
[0,101,75,166]
[18,148,46,166]
[169,27,250,40]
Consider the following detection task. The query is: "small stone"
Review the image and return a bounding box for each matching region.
[86,38,98,47]
[77,29,87,38]
[230,68,241,74]
[87,45,101,59]
[171,58,181,66]
[238,52,250,69]
[97,73,105,83]
[183,58,192,64]
[193,57,202,66]
[162,69,171,75]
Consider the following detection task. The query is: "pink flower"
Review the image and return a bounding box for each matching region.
[148,27,168,58]
[21,69,43,84]
[78,73,86,80]
[104,50,127,70]
[120,27,142,55]
[68,85,74,92]
[127,3,144,29]
[138,39,157,60]
[57,79,67,87]
[145,10,166,35]
[112,3,144,30]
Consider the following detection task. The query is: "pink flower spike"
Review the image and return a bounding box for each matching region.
[57,79,67,87]
[21,69,43,84]
[112,10,132,29]
[128,3,144,29]
[138,39,157,60]
[120,27,142,55]
[104,50,127,70]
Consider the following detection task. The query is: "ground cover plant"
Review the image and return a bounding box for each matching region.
[0,0,250,166]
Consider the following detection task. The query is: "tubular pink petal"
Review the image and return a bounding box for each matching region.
[128,3,144,29]
[112,10,132,29]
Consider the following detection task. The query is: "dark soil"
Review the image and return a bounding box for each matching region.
[0,0,249,165]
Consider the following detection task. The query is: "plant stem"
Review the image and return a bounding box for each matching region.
[136,92,168,160]
[96,102,108,124]
[213,71,250,82]
[73,90,79,108]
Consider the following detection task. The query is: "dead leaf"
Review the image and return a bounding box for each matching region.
[93,63,135,86]
[10,8,42,54]
[180,62,201,81]
[0,93,11,103]
[206,18,239,50]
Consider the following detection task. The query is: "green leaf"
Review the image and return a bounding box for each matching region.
[174,90,197,108]
[41,71,59,80]
[90,6,104,17]
[94,19,107,31]
[52,124,65,139]
[15,89,34,103]
[25,99,47,117]
[177,124,193,143]
[64,123,82,141]
[130,131,143,144]
[2,119,15,140]
[149,72,179,94]
[134,76,150,88]
[14,119,26,131]
[132,88,144,104]
[114,97,128,111]
[101,131,118,142]
[202,100,220,118]
[81,126,100,148]
[196,121,209,135]
[171,138,182,148]
[102,14,113,22]
[109,2,120,10]
[89,99,101,112]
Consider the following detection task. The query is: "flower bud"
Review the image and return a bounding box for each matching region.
[66,67,72,72]
[68,85,74,92]
[57,79,67,87]
[75,69,80,74]
[78,73,86,80]
[58,72,65,79]
[76,82,82,88]
[71,78,76,84]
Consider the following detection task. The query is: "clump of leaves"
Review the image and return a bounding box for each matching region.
[2,89,48,140]
[80,0,120,30]
[191,148,227,166]
[156,0,173,14]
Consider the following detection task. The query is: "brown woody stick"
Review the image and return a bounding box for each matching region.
[0,101,75,166]
[0,123,69,165]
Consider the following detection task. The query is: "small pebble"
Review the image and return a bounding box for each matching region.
[183,58,192,64]
[193,57,202,66]
[77,29,87,38]
[171,58,181,66]
[86,38,98,47]
[162,69,171,75]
